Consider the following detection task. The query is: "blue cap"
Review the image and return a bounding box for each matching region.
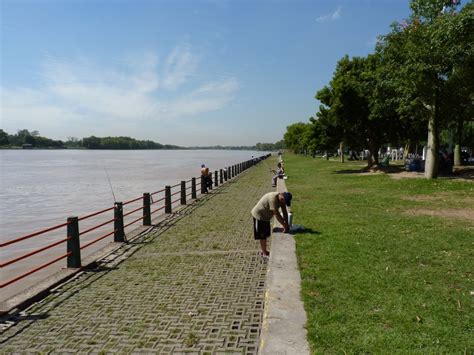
[282,192,292,207]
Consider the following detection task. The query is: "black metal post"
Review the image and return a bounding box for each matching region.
[143,193,151,226]
[192,177,197,199]
[220,169,223,184]
[181,181,186,205]
[67,216,81,268]
[165,186,172,213]
[114,202,125,242]
[214,171,218,187]
[201,175,206,194]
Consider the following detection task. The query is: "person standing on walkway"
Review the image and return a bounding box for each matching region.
[201,164,211,193]
[251,191,292,257]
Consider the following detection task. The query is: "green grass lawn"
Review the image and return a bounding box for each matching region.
[284,154,473,353]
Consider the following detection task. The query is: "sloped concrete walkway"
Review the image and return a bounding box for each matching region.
[0,160,274,354]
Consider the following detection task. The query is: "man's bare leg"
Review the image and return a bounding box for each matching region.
[259,239,269,255]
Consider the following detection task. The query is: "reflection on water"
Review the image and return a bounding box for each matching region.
[0,149,266,302]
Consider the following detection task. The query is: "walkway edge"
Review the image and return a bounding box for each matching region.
[258,178,310,355]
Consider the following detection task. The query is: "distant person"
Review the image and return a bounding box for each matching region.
[251,191,292,258]
[271,162,285,187]
[201,164,211,193]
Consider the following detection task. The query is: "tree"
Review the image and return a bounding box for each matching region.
[315,55,401,167]
[0,129,9,145]
[378,0,473,177]
[284,122,310,153]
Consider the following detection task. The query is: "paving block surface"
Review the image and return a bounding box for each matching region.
[0,159,274,353]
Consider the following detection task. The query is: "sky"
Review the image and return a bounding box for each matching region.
[0,0,412,146]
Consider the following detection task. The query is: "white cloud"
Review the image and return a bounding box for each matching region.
[162,45,198,90]
[1,46,239,138]
[316,6,342,22]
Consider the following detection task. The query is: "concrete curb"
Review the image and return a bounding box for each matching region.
[258,177,310,354]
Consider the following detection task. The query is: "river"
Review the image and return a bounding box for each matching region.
[0,149,268,302]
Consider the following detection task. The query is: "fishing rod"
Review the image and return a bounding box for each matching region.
[104,167,117,203]
[104,166,128,243]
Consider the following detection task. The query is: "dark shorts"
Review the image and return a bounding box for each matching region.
[253,218,271,240]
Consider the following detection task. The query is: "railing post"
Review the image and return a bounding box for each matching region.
[224,168,228,181]
[181,181,186,205]
[220,169,223,184]
[165,186,172,213]
[143,193,151,226]
[208,173,213,190]
[214,171,218,187]
[228,166,232,178]
[201,175,206,194]
[114,202,125,242]
[192,177,197,199]
[67,216,81,268]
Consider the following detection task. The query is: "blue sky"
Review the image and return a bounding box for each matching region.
[1,0,411,146]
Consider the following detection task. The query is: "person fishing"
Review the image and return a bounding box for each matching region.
[271,162,285,187]
[200,164,212,193]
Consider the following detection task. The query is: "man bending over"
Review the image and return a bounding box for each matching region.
[251,191,292,257]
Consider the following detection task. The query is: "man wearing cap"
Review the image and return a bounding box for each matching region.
[251,191,292,257]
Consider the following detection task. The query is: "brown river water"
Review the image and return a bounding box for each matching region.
[0,149,267,303]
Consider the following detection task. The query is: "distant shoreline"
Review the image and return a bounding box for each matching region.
[0,146,269,151]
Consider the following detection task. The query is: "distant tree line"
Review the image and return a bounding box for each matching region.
[0,129,64,148]
[78,136,181,150]
[0,129,176,150]
[0,129,285,151]
[284,0,473,179]
[255,141,285,151]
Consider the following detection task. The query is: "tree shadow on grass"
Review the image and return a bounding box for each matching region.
[333,165,405,175]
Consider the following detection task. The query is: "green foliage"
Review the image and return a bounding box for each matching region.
[410,0,460,22]
[255,140,285,151]
[80,136,164,149]
[284,122,310,153]
[1,129,64,148]
[283,0,472,174]
[0,129,9,145]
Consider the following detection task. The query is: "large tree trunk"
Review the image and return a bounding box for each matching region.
[453,120,464,166]
[424,95,440,179]
[366,140,380,168]
[339,142,344,163]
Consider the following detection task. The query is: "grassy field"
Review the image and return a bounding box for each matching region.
[284,154,473,353]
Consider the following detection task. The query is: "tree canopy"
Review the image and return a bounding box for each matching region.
[283,0,473,177]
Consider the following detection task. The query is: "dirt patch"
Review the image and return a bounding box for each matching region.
[390,166,474,182]
[402,195,438,202]
[401,192,474,204]
[405,208,474,222]
[390,171,425,180]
